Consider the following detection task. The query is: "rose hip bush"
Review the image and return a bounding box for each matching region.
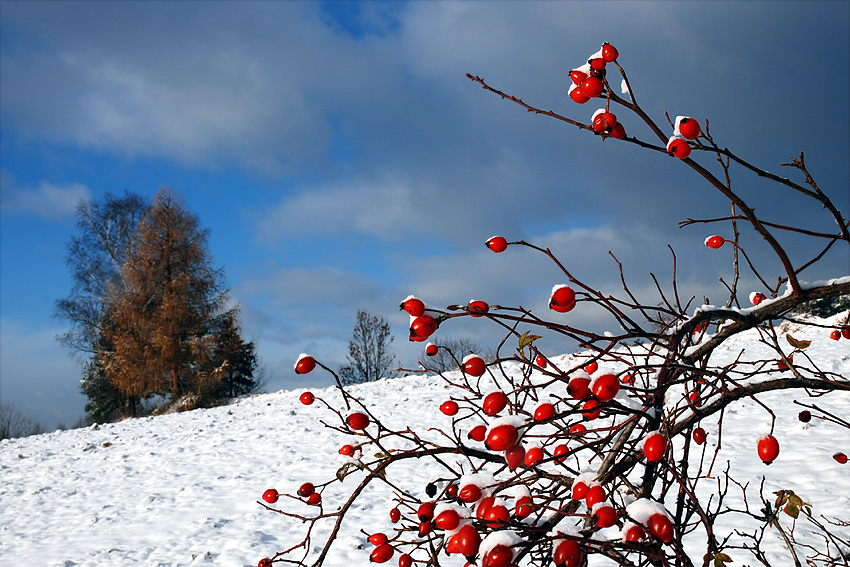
[257,44,849,567]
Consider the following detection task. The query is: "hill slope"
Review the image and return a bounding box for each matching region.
[1,319,848,567]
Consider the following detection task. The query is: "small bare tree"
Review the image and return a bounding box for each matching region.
[339,310,398,385]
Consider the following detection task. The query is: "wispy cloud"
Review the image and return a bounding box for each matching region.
[0,173,91,220]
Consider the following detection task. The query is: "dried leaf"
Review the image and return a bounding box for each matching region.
[784,503,800,519]
[786,333,811,349]
[518,331,542,351]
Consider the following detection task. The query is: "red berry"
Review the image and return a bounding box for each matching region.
[483,544,514,567]
[830,330,841,340]
[417,501,435,521]
[483,504,510,528]
[601,42,619,62]
[584,361,598,374]
[434,509,461,530]
[570,423,587,435]
[550,285,577,313]
[459,483,482,504]
[535,353,547,368]
[417,520,432,537]
[579,76,604,98]
[842,327,850,339]
[409,315,438,342]
[400,296,425,317]
[758,434,780,465]
[677,117,701,140]
[440,400,459,416]
[339,444,355,456]
[369,532,389,546]
[589,57,606,71]
[347,411,370,430]
[554,538,581,565]
[643,432,667,462]
[468,424,486,442]
[515,494,534,518]
[468,300,489,317]
[524,446,544,467]
[299,391,315,405]
[621,373,634,385]
[568,83,590,104]
[582,399,602,420]
[798,410,812,423]
[705,235,725,249]
[534,402,556,421]
[553,443,568,464]
[486,423,519,451]
[262,488,279,504]
[455,524,481,558]
[834,452,848,464]
[482,391,508,415]
[307,492,322,506]
[463,354,487,377]
[624,523,647,542]
[505,444,525,470]
[667,136,691,159]
[585,484,606,507]
[571,480,589,501]
[425,342,438,356]
[295,355,316,375]
[592,373,619,402]
[476,497,495,519]
[297,482,315,497]
[592,111,617,133]
[486,236,508,253]
[750,292,767,305]
[259,558,273,567]
[398,553,412,567]
[370,543,394,563]
[593,503,617,527]
[570,69,588,84]
[568,376,591,400]
[692,427,707,445]
[647,512,674,543]
[689,392,701,407]
[609,122,626,139]
[389,507,401,523]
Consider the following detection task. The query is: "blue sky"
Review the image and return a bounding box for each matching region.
[1,1,848,429]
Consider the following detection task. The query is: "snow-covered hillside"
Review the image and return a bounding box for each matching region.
[2,320,848,567]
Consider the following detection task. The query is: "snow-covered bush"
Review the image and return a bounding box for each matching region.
[258,43,849,567]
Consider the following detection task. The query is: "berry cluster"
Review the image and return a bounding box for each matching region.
[567,42,618,105]
[666,116,702,159]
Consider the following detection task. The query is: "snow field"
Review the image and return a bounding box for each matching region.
[1,320,848,566]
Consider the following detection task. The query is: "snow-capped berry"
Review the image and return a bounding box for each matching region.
[295,354,316,374]
[463,354,487,377]
[553,538,581,566]
[705,235,725,249]
[584,484,606,507]
[589,57,606,71]
[468,300,489,317]
[647,512,674,543]
[592,501,618,528]
[458,483,482,504]
[569,69,588,85]
[601,42,619,62]
[676,116,701,140]
[667,136,691,159]
[433,509,461,531]
[567,375,591,400]
[425,342,439,356]
[400,296,425,317]
[568,83,591,104]
[571,479,589,501]
[417,501,436,521]
[550,285,577,313]
[514,492,534,518]
[579,76,604,98]
[750,292,767,305]
[409,315,438,342]
[485,423,519,451]
[591,373,619,402]
[486,236,508,253]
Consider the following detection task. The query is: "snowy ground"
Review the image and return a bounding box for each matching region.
[1,319,848,567]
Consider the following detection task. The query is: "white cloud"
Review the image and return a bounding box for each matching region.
[0,175,91,220]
